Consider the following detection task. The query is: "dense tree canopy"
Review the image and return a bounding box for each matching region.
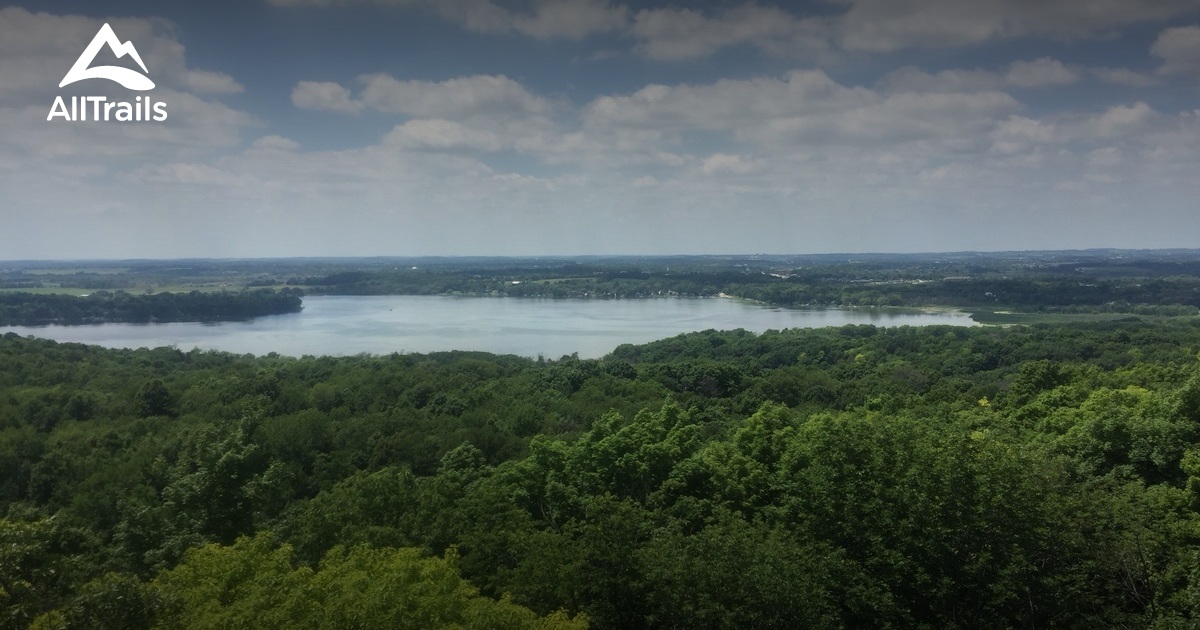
[4,319,1200,627]
[0,289,302,326]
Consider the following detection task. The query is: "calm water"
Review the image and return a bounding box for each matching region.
[1,296,975,359]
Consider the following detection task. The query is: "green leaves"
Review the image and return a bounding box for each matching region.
[134,380,175,419]
[146,534,585,630]
[0,513,104,630]
[10,323,1200,627]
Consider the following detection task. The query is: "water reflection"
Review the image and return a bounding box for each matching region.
[1,296,975,359]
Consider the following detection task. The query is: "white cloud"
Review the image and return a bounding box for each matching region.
[294,74,555,121]
[251,135,302,152]
[630,5,827,60]
[1090,67,1158,87]
[267,0,627,39]
[292,81,363,113]
[1153,25,1200,74]
[838,0,1200,52]
[0,7,256,167]
[989,103,1158,157]
[585,71,877,134]
[990,115,1056,154]
[359,74,554,118]
[2,93,254,165]
[511,0,627,39]
[631,175,657,187]
[184,70,244,94]
[130,161,252,186]
[264,0,1200,67]
[1087,146,1122,167]
[0,7,239,102]
[8,4,1200,259]
[701,153,762,175]
[384,118,504,151]
[877,66,1001,93]
[0,8,262,261]
[1089,102,1155,137]
[1005,58,1079,87]
[880,58,1081,93]
[583,70,1017,154]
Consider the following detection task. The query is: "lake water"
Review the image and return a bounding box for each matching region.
[1,295,976,359]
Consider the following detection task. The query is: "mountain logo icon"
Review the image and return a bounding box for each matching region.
[59,23,155,91]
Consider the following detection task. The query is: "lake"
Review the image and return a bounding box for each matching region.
[0,295,976,359]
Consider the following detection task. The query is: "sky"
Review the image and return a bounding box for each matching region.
[2,0,1200,259]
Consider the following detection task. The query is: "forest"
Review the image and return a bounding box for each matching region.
[303,252,1200,315]
[5,319,1200,628]
[0,289,303,326]
[5,251,1200,321]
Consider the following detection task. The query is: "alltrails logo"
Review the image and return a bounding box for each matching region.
[47,23,168,122]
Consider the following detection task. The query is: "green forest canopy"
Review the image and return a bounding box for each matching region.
[4,319,1200,627]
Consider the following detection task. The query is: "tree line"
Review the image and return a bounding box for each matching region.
[304,257,1200,313]
[0,289,303,326]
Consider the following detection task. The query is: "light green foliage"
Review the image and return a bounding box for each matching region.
[147,533,586,630]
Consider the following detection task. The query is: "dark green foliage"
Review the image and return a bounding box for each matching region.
[134,380,175,419]
[297,251,1200,314]
[31,572,159,630]
[1,510,106,630]
[0,289,302,326]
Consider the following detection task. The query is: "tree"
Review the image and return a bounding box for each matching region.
[135,380,175,418]
[146,533,587,630]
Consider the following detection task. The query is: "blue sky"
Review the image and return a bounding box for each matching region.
[3,0,1200,259]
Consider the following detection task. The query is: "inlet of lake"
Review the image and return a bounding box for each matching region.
[0,295,977,359]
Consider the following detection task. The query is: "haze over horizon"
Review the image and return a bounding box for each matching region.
[3,0,1200,259]
[8,248,1200,266]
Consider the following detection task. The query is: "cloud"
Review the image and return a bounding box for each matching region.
[1004,58,1079,87]
[1153,25,1200,74]
[129,161,252,186]
[585,71,873,134]
[292,81,362,113]
[701,153,762,175]
[630,4,828,60]
[1087,146,1122,167]
[267,0,1200,67]
[0,7,254,157]
[880,57,1081,93]
[583,69,1017,154]
[8,4,1200,259]
[293,74,555,121]
[0,7,235,101]
[359,74,554,118]
[876,66,1001,93]
[184,70,244,94]
[990,115,1056,154]
[0,7,260,261]
[511,0,627,39]
[1089,102,1155,136]
[267,0,627,40]
[837,0,1200,52]
[989,102,1157,155]
[384,118,504,151]
[250,135,302,152]
[1089,67,1158,87]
